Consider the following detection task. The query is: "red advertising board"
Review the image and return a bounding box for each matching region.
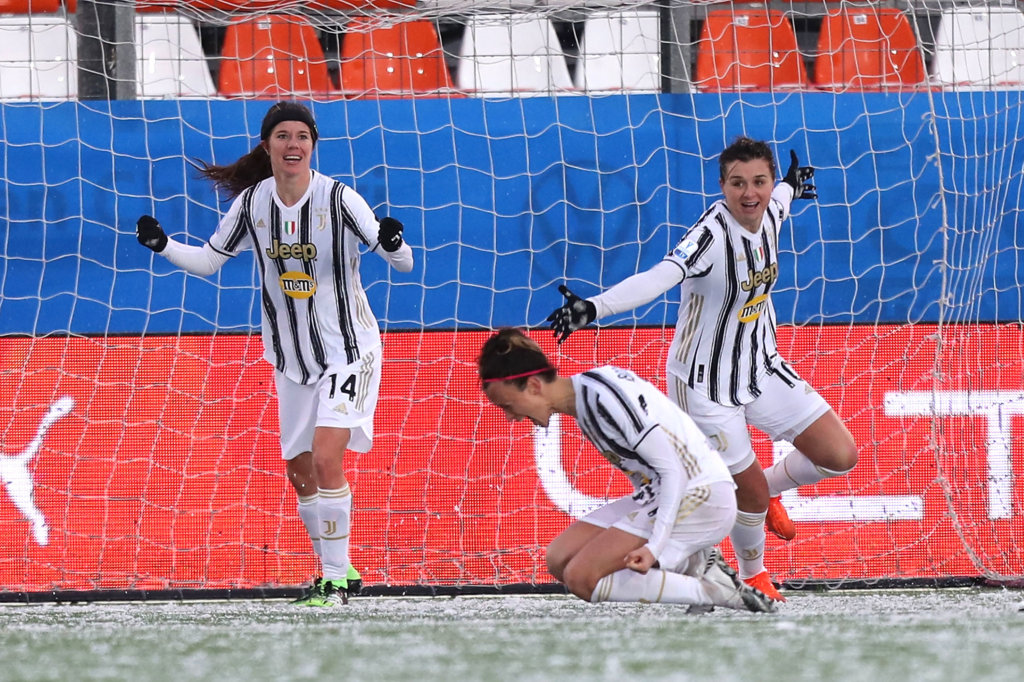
[1,326,1022,591]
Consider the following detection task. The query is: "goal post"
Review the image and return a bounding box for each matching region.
[0,0,1022,598]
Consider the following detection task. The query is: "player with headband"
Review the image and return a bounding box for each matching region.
[479,327,776,613]
[134,101,414,606]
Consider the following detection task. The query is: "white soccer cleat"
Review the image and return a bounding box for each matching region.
[698,548,777,613]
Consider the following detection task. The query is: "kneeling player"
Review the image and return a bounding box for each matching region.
[478,328,775,613]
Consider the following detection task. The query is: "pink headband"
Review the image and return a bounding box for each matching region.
[481,367,553,384]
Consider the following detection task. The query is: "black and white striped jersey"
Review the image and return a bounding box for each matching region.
[571,365,732,509]
[663,184,795,406]
[206,170,409,385]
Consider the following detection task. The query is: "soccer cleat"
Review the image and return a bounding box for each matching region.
[766,495,797,541]
[743,571,787,603]
[298,578,350,607]
[346,565,363,596]
[319,579,350,606]
[698,549,776,613]
[290,576,323,606]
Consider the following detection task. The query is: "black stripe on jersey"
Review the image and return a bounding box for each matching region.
[738,238,763,401]
[269,205,311,384]
[339,184,373,247]
[707,212,739,405]
[241,187,285,374]
[769,359,799,387]
[222,197,252,254]
[330,183,359,363]
[581,371,645,435]
[578,383,649,468]
[298,200,328,375]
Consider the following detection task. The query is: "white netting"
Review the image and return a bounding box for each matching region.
[0,0,1022,592]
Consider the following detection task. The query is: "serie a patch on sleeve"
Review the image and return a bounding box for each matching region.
[672,239,699,260]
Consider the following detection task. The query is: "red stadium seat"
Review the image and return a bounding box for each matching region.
[339,18,457,98]
[695,8,809,91]
[218,13,332,98]
[0,0,60,11]
[815,8,926,90]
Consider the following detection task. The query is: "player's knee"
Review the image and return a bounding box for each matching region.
[545,551,567,583]
[828,441,858,476]
[561,559,597,601]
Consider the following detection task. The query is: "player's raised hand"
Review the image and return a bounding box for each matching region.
[136,215,168,253]
[546,285,596,343]
[783,150,816,201]
[378,216,404,253]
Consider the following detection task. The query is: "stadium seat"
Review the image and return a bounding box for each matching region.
[0,15,76,99]
[695,8,809,91]
[931,5,1024,89]
[456,13,573,97]
[815,8,926,90]
[218,13,332,98]
[574,8,660,92]
[339,18,457,98]
[0,0,60,11]
[136,12,216,98]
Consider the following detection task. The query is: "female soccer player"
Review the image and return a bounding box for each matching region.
[135,101,414,606]
[478,328,775,613]
[547,137,858,602]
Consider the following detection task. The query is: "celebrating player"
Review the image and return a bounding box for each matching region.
[478,328,775,613]
[135,101,414,606]
[546,137,857,602]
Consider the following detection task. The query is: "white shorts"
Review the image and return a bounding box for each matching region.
[669,370,829,475]
[275,347,382,460]
[580,480,737,573]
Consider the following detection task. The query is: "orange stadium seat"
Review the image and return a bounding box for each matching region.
[0,0,60,11]
[339,18,456,98]
[218,13,332,98]
[695,8,809,91]
[815,8,926,90]
[307,0,415,9]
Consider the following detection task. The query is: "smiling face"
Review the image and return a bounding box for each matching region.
[263,121,314,182]
[720,158,775,232]
[483,377,554,428]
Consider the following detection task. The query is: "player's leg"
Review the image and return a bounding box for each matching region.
[748,371,857,536]
[669,375,781,599]
[277,372,324,604]
[309,348,382,605]
[578,482,773,612]
[546,496,636,582]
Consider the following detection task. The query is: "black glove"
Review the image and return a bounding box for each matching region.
[546,285,597,343]
[136,214,168,253]
[783,150,816,201]
[377,217,404,253]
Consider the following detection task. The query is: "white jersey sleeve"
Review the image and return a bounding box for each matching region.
[589,260,684,319]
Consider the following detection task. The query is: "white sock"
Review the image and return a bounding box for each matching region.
[317,485,352,581]
[591,568,710,605]
[296,493,321,561]
[730,510,767,579]
[765,449,852,496]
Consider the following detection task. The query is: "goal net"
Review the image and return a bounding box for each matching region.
[0,0,1021,596]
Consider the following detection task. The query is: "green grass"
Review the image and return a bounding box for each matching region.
[2,589,1022,681]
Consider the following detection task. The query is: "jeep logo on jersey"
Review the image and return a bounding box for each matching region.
[738,294,769,323]
[740,262,778,291]
[266,239,317,261]
[279,271,316,299]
